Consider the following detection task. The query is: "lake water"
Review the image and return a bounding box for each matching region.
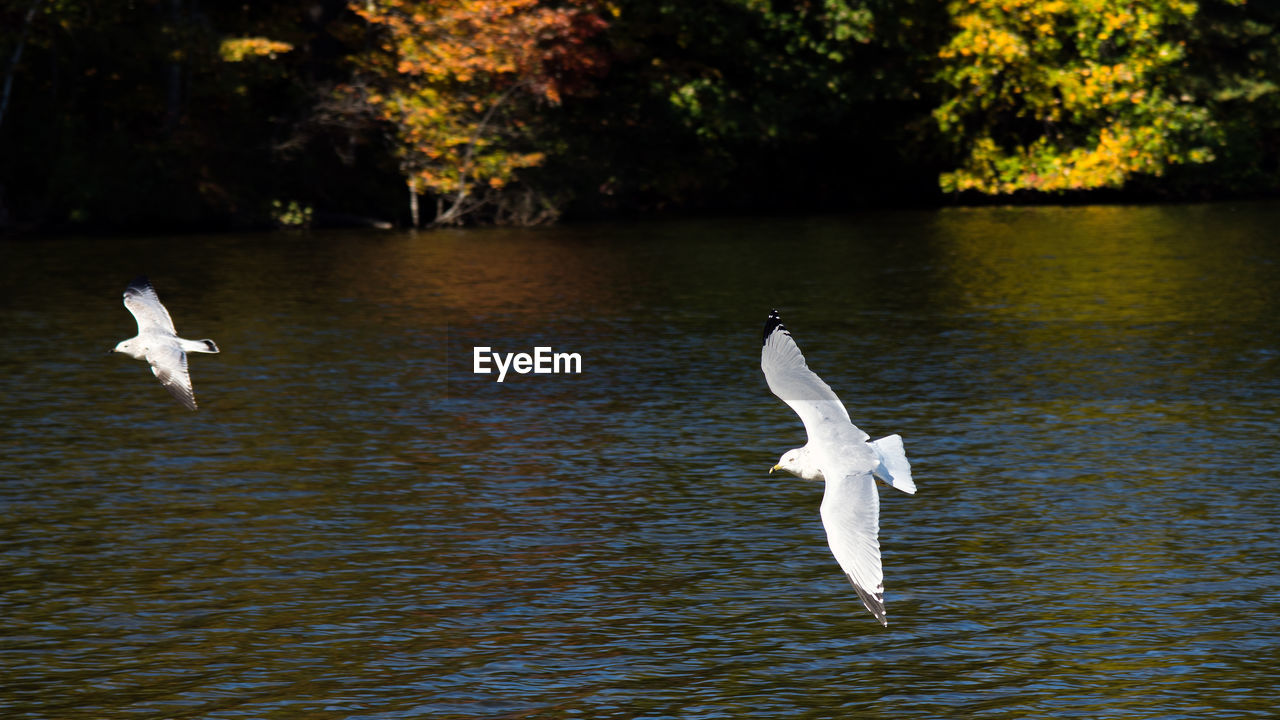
[2,204,1279,718]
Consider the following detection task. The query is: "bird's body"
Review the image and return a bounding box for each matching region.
[761,309,914,626]
[112,276,219,411]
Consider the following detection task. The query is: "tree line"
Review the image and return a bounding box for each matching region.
[1,0,1277,231]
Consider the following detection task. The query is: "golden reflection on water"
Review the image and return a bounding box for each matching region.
[929,204,1275,324]
[321,228,633,322]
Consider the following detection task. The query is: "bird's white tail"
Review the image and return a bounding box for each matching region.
[870,434,915,494]
[180,338,220,354]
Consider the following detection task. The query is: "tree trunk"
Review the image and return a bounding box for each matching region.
[0,0,44,133]
[163,0,183,133]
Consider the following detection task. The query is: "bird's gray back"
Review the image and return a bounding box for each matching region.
[816,421,879,474]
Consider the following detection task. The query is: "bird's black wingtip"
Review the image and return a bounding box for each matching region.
[125,275,153,294]
[850,579,889,627]
[762,309,787,346]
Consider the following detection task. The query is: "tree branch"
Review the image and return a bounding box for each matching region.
[434,80,526,225]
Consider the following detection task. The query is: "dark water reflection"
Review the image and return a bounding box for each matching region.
[2,204,1279,718]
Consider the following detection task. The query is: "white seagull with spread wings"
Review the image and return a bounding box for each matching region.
[111,276,220,411]
[761,309,915,626]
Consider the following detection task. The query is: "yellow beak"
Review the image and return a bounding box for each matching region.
[769,464,781,474]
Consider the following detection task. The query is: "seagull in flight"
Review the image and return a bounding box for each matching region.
[761,309,915,626]
[111,276,220,411]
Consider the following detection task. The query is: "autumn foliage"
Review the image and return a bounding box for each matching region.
[2,0,1280,230]
[350,0,607,225]
[934,0,1227,194]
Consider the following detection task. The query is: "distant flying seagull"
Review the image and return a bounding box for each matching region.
[761,309,915,626]
[111,276,219,411]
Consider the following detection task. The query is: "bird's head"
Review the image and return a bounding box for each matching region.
[111,339,144,359]
[770,447,823,481]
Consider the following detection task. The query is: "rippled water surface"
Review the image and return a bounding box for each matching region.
[3,204,1279,718]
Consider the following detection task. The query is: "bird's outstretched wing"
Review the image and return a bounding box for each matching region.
[818,458,886,626]
[148,343,197,411]
[761,310,867,445]
[123,276,177,335]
